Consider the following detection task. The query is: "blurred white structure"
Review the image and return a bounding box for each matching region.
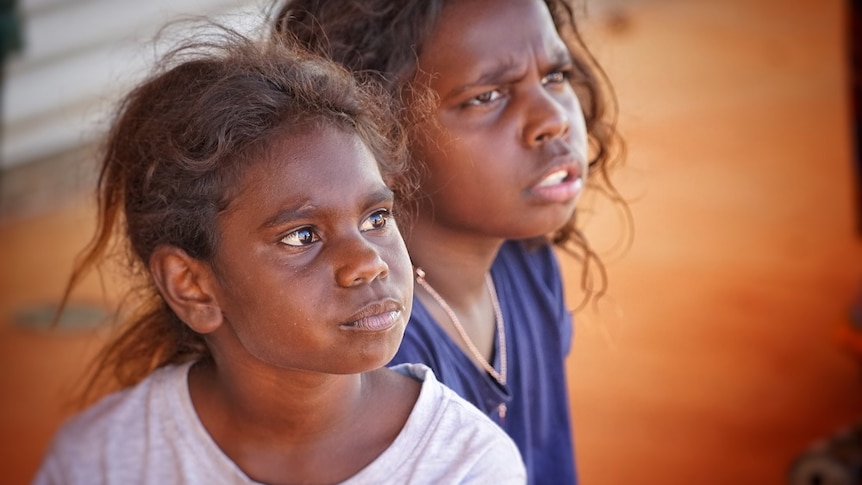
[2,0,268,169]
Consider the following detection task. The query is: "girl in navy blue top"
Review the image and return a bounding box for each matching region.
[274,1,629,483]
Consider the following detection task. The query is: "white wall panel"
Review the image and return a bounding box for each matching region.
[2,0,269,169]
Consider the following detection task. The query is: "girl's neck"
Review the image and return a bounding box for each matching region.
[405,220,503,304]
[406,220,506,366]
[190,358,365,436]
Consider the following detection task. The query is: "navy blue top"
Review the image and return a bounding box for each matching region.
[389,240,577,485]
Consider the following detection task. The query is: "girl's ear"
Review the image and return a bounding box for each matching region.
[149,245,223,334]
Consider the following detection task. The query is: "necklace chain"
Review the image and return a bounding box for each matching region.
[414,267,507,386]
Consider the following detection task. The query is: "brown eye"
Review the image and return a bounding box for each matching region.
[281,227,319,247]
[465,89,504,107]
[543,70,569,85]
[360,210,391,232]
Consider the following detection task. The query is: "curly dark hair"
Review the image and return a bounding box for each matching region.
[272,0,630,306]
[61,23,410,402]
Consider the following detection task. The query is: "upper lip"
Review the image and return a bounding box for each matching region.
[531,153,583,189]
[341,299,403,326]
[530,140,585,187]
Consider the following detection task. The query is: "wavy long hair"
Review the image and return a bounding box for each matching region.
[60,24,411,403]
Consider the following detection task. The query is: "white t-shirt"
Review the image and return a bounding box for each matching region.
[32,362,526,484]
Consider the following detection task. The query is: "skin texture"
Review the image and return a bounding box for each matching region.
[150,125,419,484]
[406,0,589,362]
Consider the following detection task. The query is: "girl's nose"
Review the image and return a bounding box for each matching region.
[334,236,390,287]
[523,88,572,147]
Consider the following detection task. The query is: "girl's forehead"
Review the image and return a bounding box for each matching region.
[435,0,556,28]
[417,0,567,90]
[219,143,388,250]
[428,0,563,56]
[232,125,382,198]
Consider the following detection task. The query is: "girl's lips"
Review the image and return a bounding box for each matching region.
[348,310,402,331]
[342,301,403,331]
[529,164,584,203]
[537,168,569,187]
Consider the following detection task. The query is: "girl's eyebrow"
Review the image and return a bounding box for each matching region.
[445,46,574,99]
[259,186,395,230]
[260,203,316,230]
[363,186,396,208]
[546,45,576,69]
[446,58,521,99]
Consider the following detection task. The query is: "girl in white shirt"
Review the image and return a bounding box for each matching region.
[32,24,525,485]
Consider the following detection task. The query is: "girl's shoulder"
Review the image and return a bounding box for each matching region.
[32,362,211,485]
[495,239,563,294]
[496,239,559,275]
[53,363,190,447]
[364,364,526,484]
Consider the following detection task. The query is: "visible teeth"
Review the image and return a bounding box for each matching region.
[538,169,568,187]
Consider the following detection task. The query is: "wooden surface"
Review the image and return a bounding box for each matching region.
[1,0,860,483]
[567,0,862,483]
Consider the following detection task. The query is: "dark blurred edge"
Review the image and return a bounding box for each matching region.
[851,0,862,235]
[0,0,22,175]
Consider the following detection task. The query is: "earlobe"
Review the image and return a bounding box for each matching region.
[149,246,223,334]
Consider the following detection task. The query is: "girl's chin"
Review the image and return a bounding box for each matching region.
[516,209,579,239]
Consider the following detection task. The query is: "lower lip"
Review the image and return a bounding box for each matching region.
[530,177,583,203]
[345,310,402,332]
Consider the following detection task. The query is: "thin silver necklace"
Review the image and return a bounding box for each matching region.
[414,267,508,419]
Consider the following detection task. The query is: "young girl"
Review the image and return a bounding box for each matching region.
[32,26,526,484]
[274,1,627,483]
